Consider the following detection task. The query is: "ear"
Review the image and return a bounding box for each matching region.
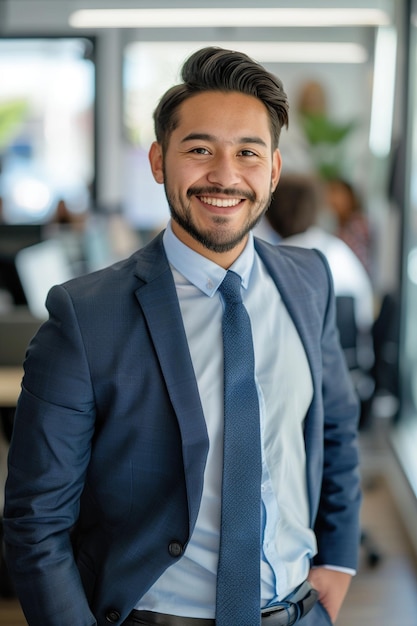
[271,149,282,192]
[148,141,164,184]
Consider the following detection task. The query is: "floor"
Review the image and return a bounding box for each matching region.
[337,475,417,625]
[1,420,417,625]
[337,419,417,626]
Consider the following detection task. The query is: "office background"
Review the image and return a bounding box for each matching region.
[1,0,417,621]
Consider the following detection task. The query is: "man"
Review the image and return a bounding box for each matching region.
[4,47,361,626]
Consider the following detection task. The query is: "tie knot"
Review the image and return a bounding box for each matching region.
[218,271,243,305]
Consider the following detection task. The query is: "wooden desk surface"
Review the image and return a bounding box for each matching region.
[0,367,23,407]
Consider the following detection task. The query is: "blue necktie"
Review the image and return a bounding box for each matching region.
[216,270,262,626]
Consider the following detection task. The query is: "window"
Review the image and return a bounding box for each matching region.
[392,0,417,496]
[0,37,95,224]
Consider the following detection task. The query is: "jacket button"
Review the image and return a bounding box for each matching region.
[105,609,121,623]
[168,540,184,557]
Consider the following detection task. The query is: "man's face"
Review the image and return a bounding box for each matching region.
[149,91,282,266]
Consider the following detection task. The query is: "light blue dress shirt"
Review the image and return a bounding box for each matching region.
[136,221,316,617]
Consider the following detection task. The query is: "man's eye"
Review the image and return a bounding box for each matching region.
[239,149,256,157]
[191,147,210,155]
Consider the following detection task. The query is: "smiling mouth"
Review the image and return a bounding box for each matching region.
[198,196,243,208]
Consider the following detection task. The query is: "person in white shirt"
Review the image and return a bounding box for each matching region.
[255,172,375,334]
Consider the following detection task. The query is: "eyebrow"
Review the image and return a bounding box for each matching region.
[181,132,268,148]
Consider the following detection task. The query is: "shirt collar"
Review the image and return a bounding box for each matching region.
[163,220,255,297]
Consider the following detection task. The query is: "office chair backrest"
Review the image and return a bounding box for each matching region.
[335,295,358,369]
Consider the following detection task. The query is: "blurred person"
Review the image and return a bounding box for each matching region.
[325,177,373,278]
[3,47,360,626]
[256,173,375,334]
[52,197,88,232]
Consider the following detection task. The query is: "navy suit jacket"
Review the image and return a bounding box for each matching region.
[4,232,361,626]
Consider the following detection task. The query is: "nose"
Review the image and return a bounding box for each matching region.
[206,152,241,188]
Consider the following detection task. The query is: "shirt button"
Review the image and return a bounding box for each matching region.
[206,279,214,290]
[168,540,184,557]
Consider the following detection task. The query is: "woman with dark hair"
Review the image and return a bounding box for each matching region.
[325,177,373,278]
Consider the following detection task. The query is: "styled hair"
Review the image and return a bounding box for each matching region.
[153,46,289,152]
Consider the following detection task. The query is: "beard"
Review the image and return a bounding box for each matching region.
[164,180,273,254]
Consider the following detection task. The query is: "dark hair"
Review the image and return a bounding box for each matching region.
[266,173,322,238]
[153,46,289,152]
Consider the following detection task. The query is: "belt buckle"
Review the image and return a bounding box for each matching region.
[262,604,296,626]
[261,581,318,624]
[262,605,288,619]
[261,600,293,619]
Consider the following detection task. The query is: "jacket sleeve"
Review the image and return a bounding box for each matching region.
[3,284,97,626]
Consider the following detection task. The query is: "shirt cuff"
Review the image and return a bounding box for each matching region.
[314,564,356,576]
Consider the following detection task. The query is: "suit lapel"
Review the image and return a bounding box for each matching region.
[133,234,209,531]
[255,239,319,384]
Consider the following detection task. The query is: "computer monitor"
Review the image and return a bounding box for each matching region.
[15,238,73,319]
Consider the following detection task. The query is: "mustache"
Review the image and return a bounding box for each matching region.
[187,186,256,202]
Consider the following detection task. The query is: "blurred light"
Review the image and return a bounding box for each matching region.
[369,26,397,158]
[126,41,368,65]
[408,248,417,285]
[217,42,367,64]
[69,8,390,29]
[11,177,52,217]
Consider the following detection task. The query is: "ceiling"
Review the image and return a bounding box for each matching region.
[0,0,395,35]
[0,0,398,70]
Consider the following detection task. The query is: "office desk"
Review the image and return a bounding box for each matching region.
[0,367,23,407]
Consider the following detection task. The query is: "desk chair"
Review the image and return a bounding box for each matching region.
[335,296,375,429]
[335,295,381,567]
[371,292,400,420]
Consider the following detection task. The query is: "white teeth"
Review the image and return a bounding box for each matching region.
[199,196,241,207]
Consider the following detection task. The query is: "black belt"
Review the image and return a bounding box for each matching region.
[126,581,318,626]
[261,580,318,625]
